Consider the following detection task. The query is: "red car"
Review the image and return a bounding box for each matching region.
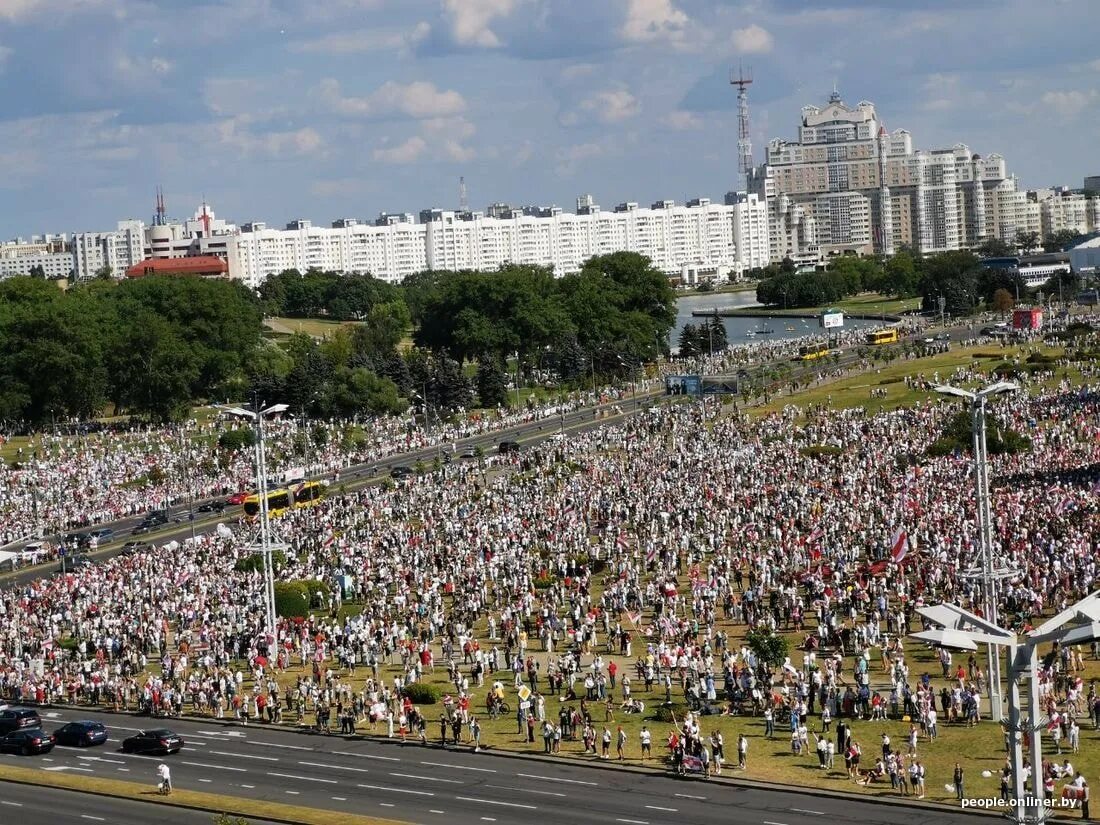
[226,492,251,505]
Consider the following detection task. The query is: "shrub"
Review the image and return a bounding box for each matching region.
[746,628,789,668]
[533,572,558,590]
[300,579,331,609]
[273,581,310,619]
[878,376,904,385]
[234,549,287,574]
[403,683,440,705]
[1026,352,1057,365]
[218,428,255,452]
[652,703,689,724]
[926,410,1032,457]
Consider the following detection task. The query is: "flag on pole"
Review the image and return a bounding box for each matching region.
[616,532,630,550]
[808,525,824,545]
[890,528,909,563]
[645,546,657,565]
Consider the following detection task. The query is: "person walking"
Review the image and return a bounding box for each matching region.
[738,734,748,770]
[1074,773,1089,820]
[953,762,964,802]
[616,725,626,761]
[640,726,652,760]
[471,717,482,752]
[157,763,172,795]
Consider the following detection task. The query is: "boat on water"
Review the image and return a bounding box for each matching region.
[745,329,756,337]
[785,325,796,331]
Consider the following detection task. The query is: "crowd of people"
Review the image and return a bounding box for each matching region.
[0,324,1094,806]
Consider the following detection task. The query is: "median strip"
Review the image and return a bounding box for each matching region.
[0,763,408,825]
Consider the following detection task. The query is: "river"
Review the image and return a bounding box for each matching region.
[672,290,881,350]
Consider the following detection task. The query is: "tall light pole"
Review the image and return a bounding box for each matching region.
[217,401,288,650]
[932,380,1018,722]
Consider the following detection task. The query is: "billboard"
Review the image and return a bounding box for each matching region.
[665,376,737,396]
[820,309,844,329]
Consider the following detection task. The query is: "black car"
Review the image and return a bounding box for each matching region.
[62,532,87,547]
[390,465,413,479]
[196,501,226,514]
[142,511,170,527]
[0,707,42,734]
[121,729,183,754]
[120,541,153,556]
[130,523,152,535]
[54,720,109,747]
[0,728,55,755]
[498,440,522,454]
[458,447,478,460]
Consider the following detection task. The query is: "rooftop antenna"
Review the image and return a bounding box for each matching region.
[154,186,167,226]
[730,63,753,191]
[459,176,468,212]
[829,81,842,104]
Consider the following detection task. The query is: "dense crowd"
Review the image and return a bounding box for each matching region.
[0,340,1095,801]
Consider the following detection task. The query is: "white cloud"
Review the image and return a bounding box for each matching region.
[320,79,466,120]
[422,116,476,141]
[731,24,773,55]
[578,88,640,124]
[620,0,689,45]
[442,0,515,48]
[1041,89,1099,118]
[217,116,323,158]
[555,141,606,175]
[372,135,427,164]
[661,110,703,130]
[294,23,429,55]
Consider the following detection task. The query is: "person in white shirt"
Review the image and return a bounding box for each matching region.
[157,763,172,794]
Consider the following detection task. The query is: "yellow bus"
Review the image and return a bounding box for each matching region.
[243,480,325,519]
[798,342,831,361]
[865,328,899,346]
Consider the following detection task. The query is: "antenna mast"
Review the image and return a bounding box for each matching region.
[459,176,468,212]
[730,64,754,190]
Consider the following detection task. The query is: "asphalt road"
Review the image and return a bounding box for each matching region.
[0,779,282,824]
[1,707,989,825]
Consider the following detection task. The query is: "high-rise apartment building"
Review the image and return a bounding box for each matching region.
[231,194,769,287]
[751,91,1035,260]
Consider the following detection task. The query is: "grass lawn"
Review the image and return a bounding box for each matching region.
[729,294,922,318]
[750,343,1070,418]
[265,316,362,338]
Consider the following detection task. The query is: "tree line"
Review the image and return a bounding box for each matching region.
[0,251,677,427]
[756,248,1081,317]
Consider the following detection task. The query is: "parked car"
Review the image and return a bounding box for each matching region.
[120,541,153,556]
[130,524,151,536]
[0,728,55,755]
[142,511,169,527]
[226,492,250,505]
[121,729,183,754]
[0,707,41,735]
[390,465,413,480]
[498,440,522,454]
[197,500,226,514]
[458,447,478,460]
[53,720,109,747]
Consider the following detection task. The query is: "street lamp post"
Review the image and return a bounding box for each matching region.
[217,401,288,650]
[932,381,1019,722]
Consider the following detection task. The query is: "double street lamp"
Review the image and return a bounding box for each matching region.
[217,401,288,651]
[932,380,1018,722]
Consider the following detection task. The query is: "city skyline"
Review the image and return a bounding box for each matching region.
[0,0,1097,237]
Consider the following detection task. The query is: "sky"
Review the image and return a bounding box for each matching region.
[1,0,1098,237]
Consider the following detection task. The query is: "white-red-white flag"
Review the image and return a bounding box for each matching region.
[890,528,908,563]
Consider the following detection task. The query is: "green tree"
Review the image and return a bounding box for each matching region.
[746,628,789,668]
[1044,229,1084,253]
[1015,229,1041,255]
[880,251,920,297]
[976,237,1013,258]
[677,323,701,358]
[992,287,1015,315]
[476,355,509,408]
[106,310,201,422]
[919,250,982,316]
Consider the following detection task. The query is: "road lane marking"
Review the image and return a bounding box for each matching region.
[646,805,678,812]
[615,819,648,825]
[332,797,347,801]
[117,768,129,772]
[480,818,496,822]
[185,739,209,745]
[485,784,565,798]
[516,772,597,786]
[390,772,462,784]
[791,809,825,816]
[76,756,126,764]
[81,816,105,821]
[181,760,247,772]
[380,803,395,808]
[429,811,445,814]
[455,797,536,810]
[44,766,94,772]
[299,760,370,773]
[285,791,299,795]
[1,801,23,806]
[357,783,434,797]
[675,793,706,800]
[268,771,337,784]
[212,750,277,761]
[420,760,496,773]
[250,741,311,751]
[764,821,790,825]
[240,784,255,789]
[335,750,399,761]
[198,778,212,783]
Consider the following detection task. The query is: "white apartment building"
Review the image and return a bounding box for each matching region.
[1032,188,1100,238]
[752,90,1034,259]
[230,194,768,287]
[72,220,145,280]
[0,236,73,280]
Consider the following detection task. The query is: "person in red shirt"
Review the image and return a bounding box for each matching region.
[608,661,618,689]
